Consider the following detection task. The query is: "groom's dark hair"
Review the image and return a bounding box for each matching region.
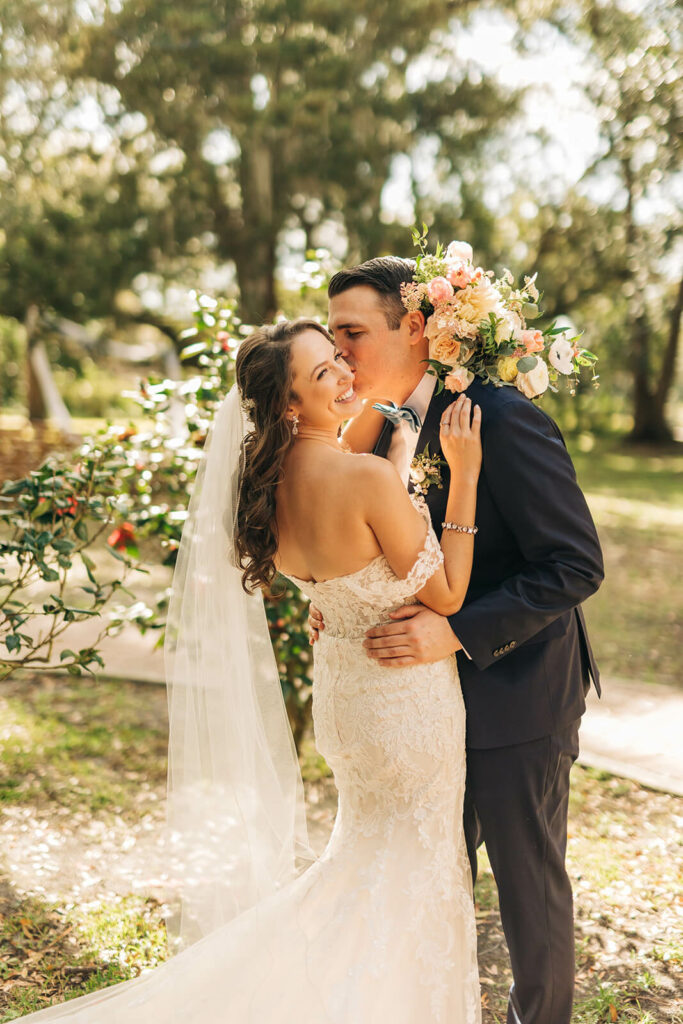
[328,256,416,330]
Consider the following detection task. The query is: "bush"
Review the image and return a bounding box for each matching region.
[0,296,314,740]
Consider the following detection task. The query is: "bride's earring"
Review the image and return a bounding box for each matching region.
[291,413,299,436]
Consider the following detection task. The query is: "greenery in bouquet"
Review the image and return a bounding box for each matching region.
[403,225,598,400]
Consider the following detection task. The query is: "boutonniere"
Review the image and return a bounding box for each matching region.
[409,444,447,496]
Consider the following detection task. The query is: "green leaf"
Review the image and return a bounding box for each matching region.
[1,479,27,496]
[66,663,82,676]
[516,356,539,373]
[5,634,21,653]
[80,552,97,583]
[74,520,89,542]
[60,649,75,661]
[37,562,60,582]
[30,499,52,519]
[107,545,128,562]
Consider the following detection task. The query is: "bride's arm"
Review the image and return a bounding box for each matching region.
[342,402,387,453]
[363,394,481,616]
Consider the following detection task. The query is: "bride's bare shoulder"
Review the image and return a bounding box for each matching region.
[342,452,404,495]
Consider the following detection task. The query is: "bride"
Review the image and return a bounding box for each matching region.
[20,317,482,1023]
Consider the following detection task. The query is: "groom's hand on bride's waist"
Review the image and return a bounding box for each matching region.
[308,605,324,643]
[363,606,462,667]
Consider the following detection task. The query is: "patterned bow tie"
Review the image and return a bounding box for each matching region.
[372,401,422,433]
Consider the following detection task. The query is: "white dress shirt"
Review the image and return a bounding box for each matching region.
[386,373,437,484]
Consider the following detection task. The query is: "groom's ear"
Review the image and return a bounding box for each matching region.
[405,310,426,344]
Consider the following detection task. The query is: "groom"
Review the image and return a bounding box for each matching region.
[316,256,604,1024]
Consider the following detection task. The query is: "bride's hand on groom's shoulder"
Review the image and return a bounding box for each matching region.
[439,395,482,480]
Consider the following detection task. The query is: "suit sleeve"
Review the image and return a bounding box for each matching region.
[447,398,604,672]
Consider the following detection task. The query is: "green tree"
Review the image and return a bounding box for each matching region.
[536,0,682,442]
[71,0,518,322]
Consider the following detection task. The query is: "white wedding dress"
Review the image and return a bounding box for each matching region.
[21,503,480,1023]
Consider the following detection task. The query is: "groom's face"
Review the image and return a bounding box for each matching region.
[328,286,406,399]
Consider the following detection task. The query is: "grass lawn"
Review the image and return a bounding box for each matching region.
[0,430,681,1020]
[0,675,681,1023]
[568,439,683,689]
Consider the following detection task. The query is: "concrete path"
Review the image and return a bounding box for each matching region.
[27,620,683,798]
[580,677,683,796]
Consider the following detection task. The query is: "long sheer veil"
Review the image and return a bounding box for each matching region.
[164,385,310,951]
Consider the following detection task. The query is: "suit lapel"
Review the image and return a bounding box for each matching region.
[413,386,454,523]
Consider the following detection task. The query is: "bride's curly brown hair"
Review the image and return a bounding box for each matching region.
[234,318,333,593]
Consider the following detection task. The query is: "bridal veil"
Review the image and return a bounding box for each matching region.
[164,385,310,950]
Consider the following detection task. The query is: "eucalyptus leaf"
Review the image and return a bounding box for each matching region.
[516,356,539,373]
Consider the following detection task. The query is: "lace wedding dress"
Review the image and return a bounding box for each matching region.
[21,503,480,1023]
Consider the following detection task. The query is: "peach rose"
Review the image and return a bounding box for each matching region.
[428,317,464,370]
[516,358,549,399]
[427,276,454,304]
[444,366,474,393]
[446,240,474,263]
[519,329,545,354]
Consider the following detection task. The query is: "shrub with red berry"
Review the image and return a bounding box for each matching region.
[0,434,142,679]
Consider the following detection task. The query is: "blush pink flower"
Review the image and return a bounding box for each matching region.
[446,261,473,289]
[444,366,474,393]
[427,276,455,304]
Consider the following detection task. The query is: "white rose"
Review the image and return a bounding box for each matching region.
[446,240,474,264]
[411,465,427,484]
[548,336,574,375]
[516,358,549,399]
[494,307,524,344]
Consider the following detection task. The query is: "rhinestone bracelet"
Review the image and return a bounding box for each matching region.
[441,522,478,535]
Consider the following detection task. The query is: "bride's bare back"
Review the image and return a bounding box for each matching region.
[275,443,383,584]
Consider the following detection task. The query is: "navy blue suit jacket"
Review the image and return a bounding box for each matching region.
[374,377,604,750]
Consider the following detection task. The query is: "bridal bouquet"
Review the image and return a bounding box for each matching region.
[402,227,598,399]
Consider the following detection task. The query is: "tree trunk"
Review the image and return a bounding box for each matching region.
[234,235,277,326]
[25,304,46,421]
[622,157,674,445]
[628,275,682,444]
[656,271,683,408]
[235,135,278,325]
[630,386,674,443]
